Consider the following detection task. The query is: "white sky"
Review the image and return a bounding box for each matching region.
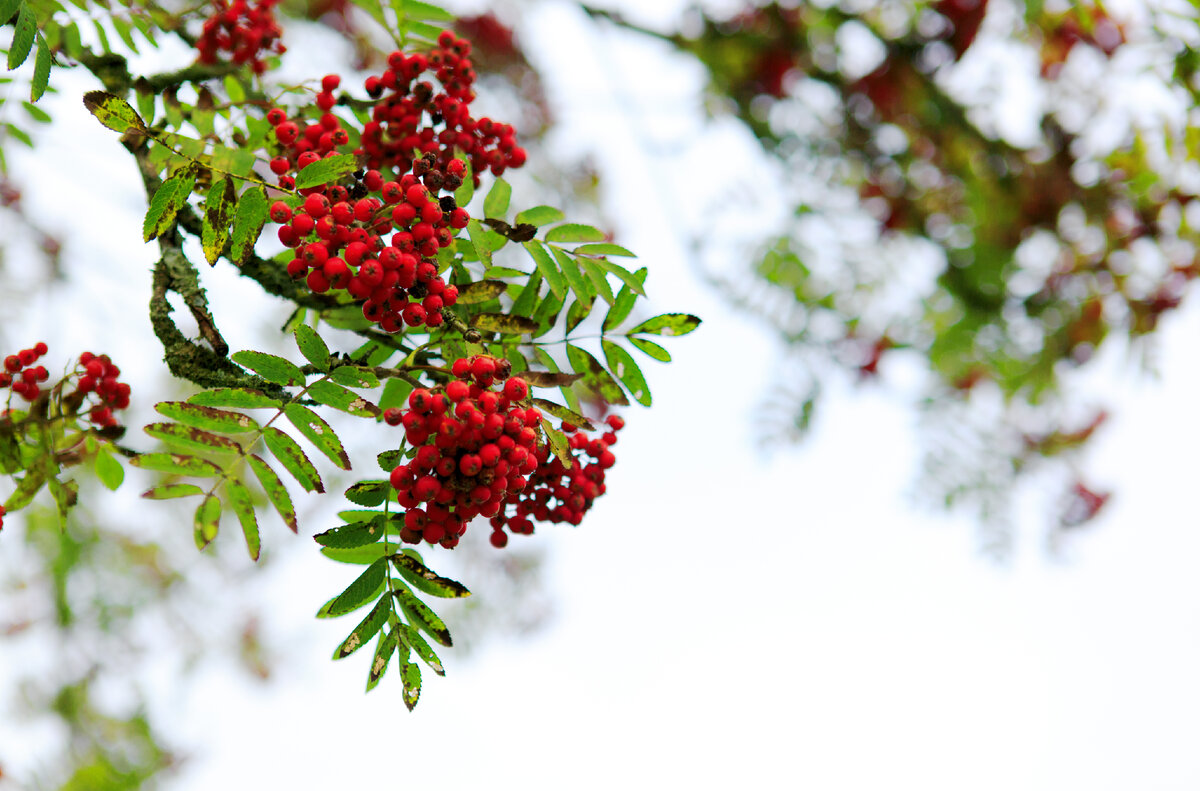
[3,1,1200,789]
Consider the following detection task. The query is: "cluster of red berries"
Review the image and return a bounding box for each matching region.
[487,414,622,548]
[263,31,526,333]
[1,343,50,402]
[0,346,130,428]
[386,355,540,548]
[195,0,285,74]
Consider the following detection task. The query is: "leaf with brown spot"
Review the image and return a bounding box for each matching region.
[223,479,260,561]
[284,403,351,470]
[130,452,222,477]
[532,398,595,431]
[523,371,585,389]
[565,344,630,407]
[144,422,241,455]
[366,628,398,692]
[394,585,453,647]
[194,493,221,550]
[142,483,205,500]
[399,655,421,710]
[262,426,324,493]
[320,557,388,618]
[202,176,235,266]
[391,552,471,598]
[333,596,389,660]
[246,454,297,533]
[307,380,380,418]
[455,279,508,305]
[82,90,147,135]
[469,313,538,335]
[156,401,260,433]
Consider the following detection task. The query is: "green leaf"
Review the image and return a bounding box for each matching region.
[531,398,595,431]
[321,541,400,564]
[231,350,304,386]
[30,35,51,102]
[314,518,387,548]
[379,377,413,411]
[246,454,298,533]
[579,257,615,305]
[390,552,471,598]
[285,403,351,470]
[21,100,50,123]
[575,242,636,257]
[551,246,592,310]
[294,152,358,189]
[188,388,282,409]
[129,452,222,477]
[8,4,35,70]
[628,335,671,362]
[602,267,647,331]
[223,74,245,103]
[466,219,493,268]
[230,185,269,265]
[453,156,473,206]
[402,0,454,21]
[511,270,543,317]
[395,622,444,676]
[319,557,388,618]
[483,178,511,218]
[399,655,421,710]
[377,449,404,471]
[366,629,397,692]
[565,298,592,335]
[94,450,124,490]
[143,164,197,242]
[201,176,235,266]
[0,427,23,474]
[515,205,565,227]
[82,90,147,135]
[224,480,260,561]
[393,585,452,647]
[47,478,78,526]
[294,325,330,370]
[4,469,45,511]
[308,380,380,418]
[629,313,702,337]
[540,419,572,466]
[602,340,651,406]
[144,422,241,455]
[545,223,606,243]
[533,346,581,413]
[565,344,630,407]
[524,241,566,300]
[333,596,389,659]
[194,494,221,550]
[469,313,538,335]
[0,0,22,27]
[156,401,260,433]
[141,482,204,499]
[532,290,565,338]
[262,426,324,493]
[344,480,389,507]
[455,279,507,305]
[329,365,380,388]
[596,258,646,296]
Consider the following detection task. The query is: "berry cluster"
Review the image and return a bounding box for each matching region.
[195,0,285,74]
[486,415,622,548]
[386,355,540,548]
[263,31,526,333]
[0,346,130,428]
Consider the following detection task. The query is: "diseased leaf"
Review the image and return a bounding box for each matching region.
[628,335,671,362]
[194,494,221,550]
[524,240,566,299]
[333,596,389,659]
[188,388,282,408]
[565,298,592,335]
[231,350,304,386]
[629,313,702,337]
[532,398,595,431]
[8,5,36,70]
[294,152,358,189]
[31,35,51,102]
[366,629,397,692]
[523,371,584,389]
[469,313,537,335]
[565,344,630,407]
[483,177,511,218]
[201,176,235,266]
[143,165,197,242]
[144,422,241,455]
[394,585,452,647]
[4,469,45,511]
[514,205,564,226]
[262,426,324,493]
[575,242,636,257]
[0,427,22,474]
[399,656,421,710]
[329,365,380,388]
[545,223,606,243]
[603,340,651,406]
[319,557,388,618]
[533,346,581,414]
[285,403,351,470]
[344,479,389,507]
[603,267,648,332]
[224,480,260,561]
[246,453,298,532]
[541,419,572,466]
[130,452,222,477]
[47,478,79,525]
[395,622,444,676]
[294,325,330,370]
[141,482,204,499]
[314,518,387,548]
[156,401,260,433]
[307,380,380,417]
[230,185,269,265]
[377,449,404,471]
[456,279,507,305]
[94,450,124,490]
[391,551,470,598]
